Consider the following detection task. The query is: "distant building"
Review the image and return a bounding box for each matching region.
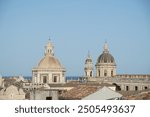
[85,42,150,92]
[95,42,116,77]
[84,52,93,77]
[0,85,25,100]
[25,39,67,100]
[32,39,66,84]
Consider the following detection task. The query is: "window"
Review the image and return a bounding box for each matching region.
[90,71,92,77]
[53,76,57,82]
[85,71,87,76]
[46,97,52,100]
[58,90,62,95]
[104,70,107,77]
[112,83,121,91]
[104,58,107,63]
[135,86,138,91]
[43,76,47,83]
[98,70,100,77]
[52,74,60,82]
[126,86,129,91]
[111,70,113,77]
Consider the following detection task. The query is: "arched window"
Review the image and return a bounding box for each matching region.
[90,71,92,77]
[126,86,129,91]
[135,86,138,91]
[98,70,100,77]
[104,70,107,77]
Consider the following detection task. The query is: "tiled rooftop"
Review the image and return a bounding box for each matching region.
[59,85,99,100]
[123,90,150,100]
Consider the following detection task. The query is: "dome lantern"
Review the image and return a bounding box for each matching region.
[103,41,109,53]
[45,38,54,56]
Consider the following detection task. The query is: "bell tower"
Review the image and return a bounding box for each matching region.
[84,51,93,77]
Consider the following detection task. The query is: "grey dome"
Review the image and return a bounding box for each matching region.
[85,58,92,63]
[97,52,115,63]
[96,42,116,64]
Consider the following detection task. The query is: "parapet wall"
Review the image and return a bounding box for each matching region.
[115,74,150,78]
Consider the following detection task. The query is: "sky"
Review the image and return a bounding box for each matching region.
[0,0,150,76]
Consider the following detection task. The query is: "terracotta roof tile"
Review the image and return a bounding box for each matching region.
[59,85,99,100]
[124,91,150,100]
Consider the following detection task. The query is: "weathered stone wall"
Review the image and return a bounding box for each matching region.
[0,94,25,100]
[87,76,150,91]
[30,90,58,100]
[109,78,150,91]
[0,85,25,100]
[0,78,4,88]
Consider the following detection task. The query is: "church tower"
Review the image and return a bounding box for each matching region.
[32,39,66,84]
[84,52,93,77]
[95,42,116,78]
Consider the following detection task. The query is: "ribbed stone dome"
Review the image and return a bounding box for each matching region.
[97,52,115,63]
[96,42,116,64]
[38,55,62,69]
[36,40,64,69]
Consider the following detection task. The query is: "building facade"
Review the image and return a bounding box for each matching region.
[32,39,66,84]
[95,42,116,77]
